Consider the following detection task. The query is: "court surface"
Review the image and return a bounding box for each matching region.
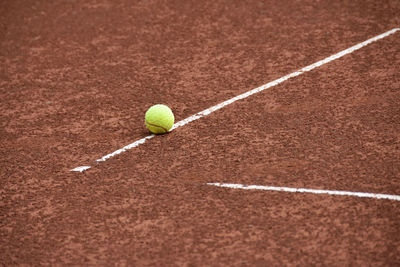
[1,0,400,265]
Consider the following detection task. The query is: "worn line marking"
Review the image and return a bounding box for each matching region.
[207,183,400,201]
[71,28,400,172]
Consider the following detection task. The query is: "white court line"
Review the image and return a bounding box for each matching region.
[207,183,400,201]
[71,28,400,172]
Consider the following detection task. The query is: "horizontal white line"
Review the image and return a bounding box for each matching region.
[71,166,91,172]
[71,28,400,172]
[207,183,400,201]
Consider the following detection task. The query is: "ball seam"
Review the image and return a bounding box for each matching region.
[145,120,168,133]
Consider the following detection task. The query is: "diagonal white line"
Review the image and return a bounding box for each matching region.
[71,28,400,172]
[207,183,400,201]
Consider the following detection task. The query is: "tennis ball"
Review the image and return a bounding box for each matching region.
[145,104,174,134]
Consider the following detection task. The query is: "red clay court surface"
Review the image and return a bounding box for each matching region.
[1,0,400,265]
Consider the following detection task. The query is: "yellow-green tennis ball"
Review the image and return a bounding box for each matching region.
[145,104,174,134]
